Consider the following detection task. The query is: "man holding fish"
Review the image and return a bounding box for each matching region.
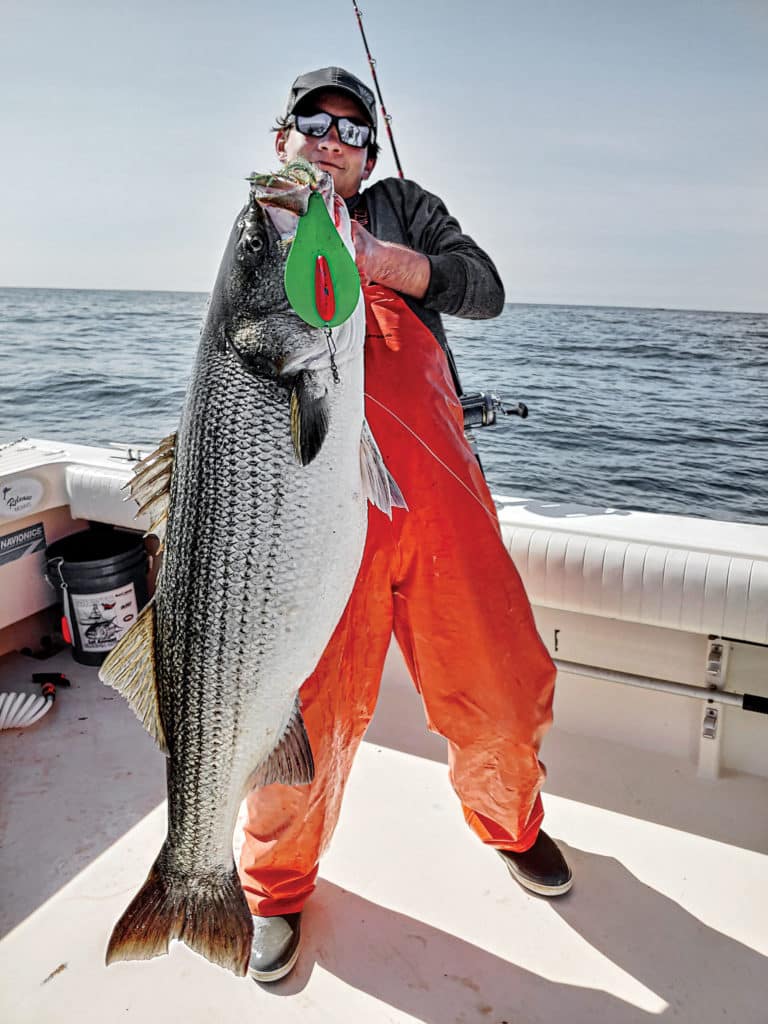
[242,66,572,983]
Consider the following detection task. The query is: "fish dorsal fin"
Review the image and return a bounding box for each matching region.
[248,700,314,790]
[290,372,330,466]
[128,432,176,552]
[359,419,408,519]
[98,599,167,753]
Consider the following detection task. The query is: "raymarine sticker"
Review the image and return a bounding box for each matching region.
[70,583,139,653]
[0,477,44,519]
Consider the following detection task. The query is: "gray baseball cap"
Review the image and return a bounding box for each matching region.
[284,67,377,137]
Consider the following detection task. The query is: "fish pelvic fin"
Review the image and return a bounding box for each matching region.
[359,419,408,519]
[290,371,330,466]
[127,431,176,552]
[250,699,315,789]
[106,844,253,977]
[98,599,167,753]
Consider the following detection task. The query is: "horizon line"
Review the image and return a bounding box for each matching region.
[1,284,766,317]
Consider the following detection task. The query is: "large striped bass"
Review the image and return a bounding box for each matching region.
[99,162,403,976]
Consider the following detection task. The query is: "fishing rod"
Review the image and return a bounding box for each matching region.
[351,1,405,178]
[350,4,527,435]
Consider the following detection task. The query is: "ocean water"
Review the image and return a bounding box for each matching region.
[1,287,766,524]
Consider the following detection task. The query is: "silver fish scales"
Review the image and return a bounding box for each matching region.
[99,163,403,976]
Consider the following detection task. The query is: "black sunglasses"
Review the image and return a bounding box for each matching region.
[293,111,372,149]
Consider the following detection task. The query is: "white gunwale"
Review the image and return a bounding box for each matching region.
[1,438,766,1022]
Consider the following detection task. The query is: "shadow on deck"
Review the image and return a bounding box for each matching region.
[2,644,767,1023]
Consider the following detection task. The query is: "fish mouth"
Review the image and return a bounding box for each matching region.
[248,158,333,217]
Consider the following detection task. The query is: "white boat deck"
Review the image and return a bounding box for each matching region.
[2,645,767,1024]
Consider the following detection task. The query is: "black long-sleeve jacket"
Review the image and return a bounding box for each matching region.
[358,177,506,355]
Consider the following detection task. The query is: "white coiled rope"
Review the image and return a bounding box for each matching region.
[0,691,54,730]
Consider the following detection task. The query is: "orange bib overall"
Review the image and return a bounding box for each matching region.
[240,286,556,916]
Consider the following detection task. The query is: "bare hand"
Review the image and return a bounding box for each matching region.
[350,220,379,285]
[350,220,431,299]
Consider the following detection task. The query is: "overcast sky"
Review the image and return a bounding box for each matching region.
[2,0,766,311]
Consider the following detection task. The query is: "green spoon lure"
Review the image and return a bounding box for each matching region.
[284,191,361,329]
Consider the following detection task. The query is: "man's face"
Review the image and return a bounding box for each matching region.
[276,90,376,199]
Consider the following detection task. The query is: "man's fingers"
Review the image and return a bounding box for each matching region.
[351,220,372,246]
[350,220,376,284]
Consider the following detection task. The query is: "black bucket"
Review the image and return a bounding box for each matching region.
[45,529,149,666]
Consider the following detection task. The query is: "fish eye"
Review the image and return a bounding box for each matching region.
[238,228,266,260]
[237,206,268,257]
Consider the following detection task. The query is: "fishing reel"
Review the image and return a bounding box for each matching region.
[460,391,529,430]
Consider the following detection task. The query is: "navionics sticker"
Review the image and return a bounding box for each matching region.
[0,522,47,568]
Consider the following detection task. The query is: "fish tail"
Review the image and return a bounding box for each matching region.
[106,844,253,976]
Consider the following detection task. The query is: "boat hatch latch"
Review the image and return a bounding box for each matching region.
[702,706,719,739]
[705,639,729,690]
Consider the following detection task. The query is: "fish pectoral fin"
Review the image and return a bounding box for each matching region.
[249,700,315,789]
[98,599,168,753]
[359,418,408,519]
[129,431,176,553]
[290,371,330,466]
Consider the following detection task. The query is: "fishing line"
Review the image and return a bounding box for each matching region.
[351,1,404,178]
[364,392,500,525]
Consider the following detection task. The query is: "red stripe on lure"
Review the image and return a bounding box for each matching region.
[314,254,336,323]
